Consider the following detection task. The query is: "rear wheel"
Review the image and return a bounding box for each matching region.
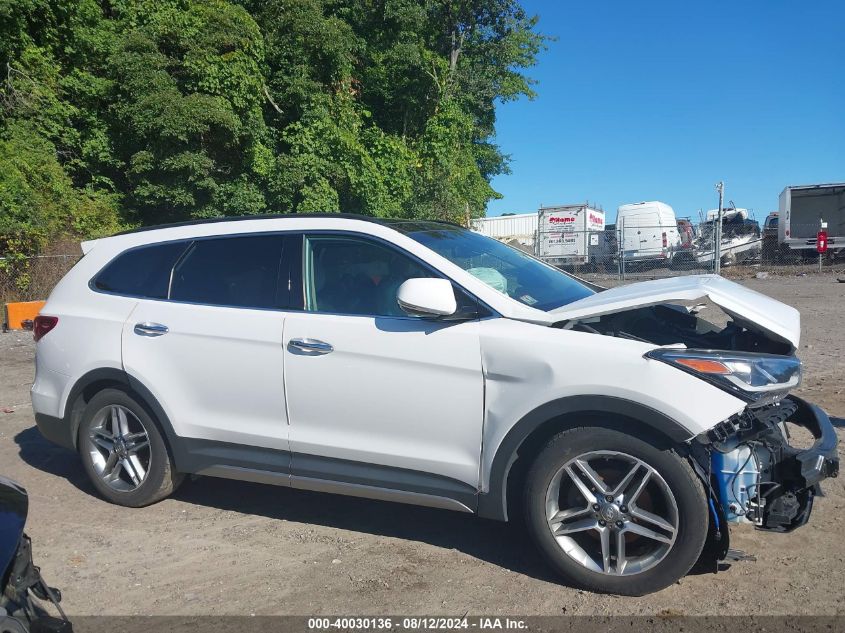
[524,426,707,595]
[78,388,183,507]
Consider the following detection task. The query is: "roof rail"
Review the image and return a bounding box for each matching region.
[115,212,390,236]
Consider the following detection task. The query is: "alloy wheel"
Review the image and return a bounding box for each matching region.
[544,450,679,576]
[86,405,152,492]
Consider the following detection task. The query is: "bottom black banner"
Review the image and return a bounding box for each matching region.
[5,615,841,633]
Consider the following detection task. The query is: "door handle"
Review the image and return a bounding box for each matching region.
[287,338,333,355]
[134,322,169,337]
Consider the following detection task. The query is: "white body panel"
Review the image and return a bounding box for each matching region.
[478,318,746,491]
[31,251,135,418]
[616,201,681,261]
[122,300,288,450]
[283,312,483,486]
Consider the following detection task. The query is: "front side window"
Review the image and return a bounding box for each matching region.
[93,241,188,299]
[396,224,594,311]
[304,235,434,317]
[170,235,284,309]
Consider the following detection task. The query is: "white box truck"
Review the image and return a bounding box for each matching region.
[537,204,605,265]
[778,183,845,253]
[470,213,539,251]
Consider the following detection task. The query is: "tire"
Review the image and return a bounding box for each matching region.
[524,426,708,595]
[77,388,183,507]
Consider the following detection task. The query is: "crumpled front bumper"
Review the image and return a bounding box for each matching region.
[691,396,838,568]
[788,397,840,488]
[747,396,838,532]
[702,395,839,533]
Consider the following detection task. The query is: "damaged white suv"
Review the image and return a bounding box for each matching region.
[32,215,838,595]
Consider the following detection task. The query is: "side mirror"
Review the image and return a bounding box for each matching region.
[397,278,457,318]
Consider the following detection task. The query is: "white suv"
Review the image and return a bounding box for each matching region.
[31,214,838,595]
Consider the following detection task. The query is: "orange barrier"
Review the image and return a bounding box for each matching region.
[5,301,46,330]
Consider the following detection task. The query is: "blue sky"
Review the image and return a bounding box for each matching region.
[487,1,844,223]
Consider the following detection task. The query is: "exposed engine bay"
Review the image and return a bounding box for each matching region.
[563,303,794,355]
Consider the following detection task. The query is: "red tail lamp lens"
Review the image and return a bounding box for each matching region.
[33,315,58,342]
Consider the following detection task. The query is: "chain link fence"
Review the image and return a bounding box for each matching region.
[1,220,842,306]
[532,220,841,283]
[0,253,80,305]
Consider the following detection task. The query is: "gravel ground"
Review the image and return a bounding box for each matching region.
[0,273,843,616]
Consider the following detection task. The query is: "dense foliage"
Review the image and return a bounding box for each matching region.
[0,0,545,282]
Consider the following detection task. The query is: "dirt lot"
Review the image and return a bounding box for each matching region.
[1,273,843,616]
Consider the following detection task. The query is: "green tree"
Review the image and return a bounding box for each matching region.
[109,0,270,224]
[0,122,121,290]
[253,0,546,221]
[1,0,547,274]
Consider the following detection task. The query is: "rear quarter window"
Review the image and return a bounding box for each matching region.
[92,241,189,299]
[169,234,284,309]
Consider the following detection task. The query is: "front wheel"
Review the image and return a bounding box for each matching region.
[524,426,708,595]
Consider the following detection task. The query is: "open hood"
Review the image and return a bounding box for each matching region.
[550,274,800,349]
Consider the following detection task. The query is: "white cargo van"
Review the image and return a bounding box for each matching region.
[616,201,681,263]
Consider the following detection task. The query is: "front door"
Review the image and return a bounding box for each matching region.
[283,234,485,494]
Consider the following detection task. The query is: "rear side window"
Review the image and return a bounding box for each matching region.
[92,241,188,299]
[170,235,283,309]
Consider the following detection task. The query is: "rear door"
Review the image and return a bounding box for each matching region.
[121,233,293,455]
[620,211,659,257]
[638,212,663,255]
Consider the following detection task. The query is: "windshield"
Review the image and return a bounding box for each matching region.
[395,223,594,311]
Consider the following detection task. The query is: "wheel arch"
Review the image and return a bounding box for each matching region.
[62,369,182,467]
[476,395,695,522]
[62,368,129,450]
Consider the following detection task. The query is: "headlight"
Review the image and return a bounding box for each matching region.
[645,349,802,406]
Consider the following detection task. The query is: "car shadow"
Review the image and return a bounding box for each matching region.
[13,426,96,494]
[176,476,559,582]
[13,426,559,584]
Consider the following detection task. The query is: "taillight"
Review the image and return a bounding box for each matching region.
[662,232,668,248]
[33,315,58,342]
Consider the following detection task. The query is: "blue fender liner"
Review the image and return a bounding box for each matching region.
[475,395,695,522]
[685,441,731,570]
